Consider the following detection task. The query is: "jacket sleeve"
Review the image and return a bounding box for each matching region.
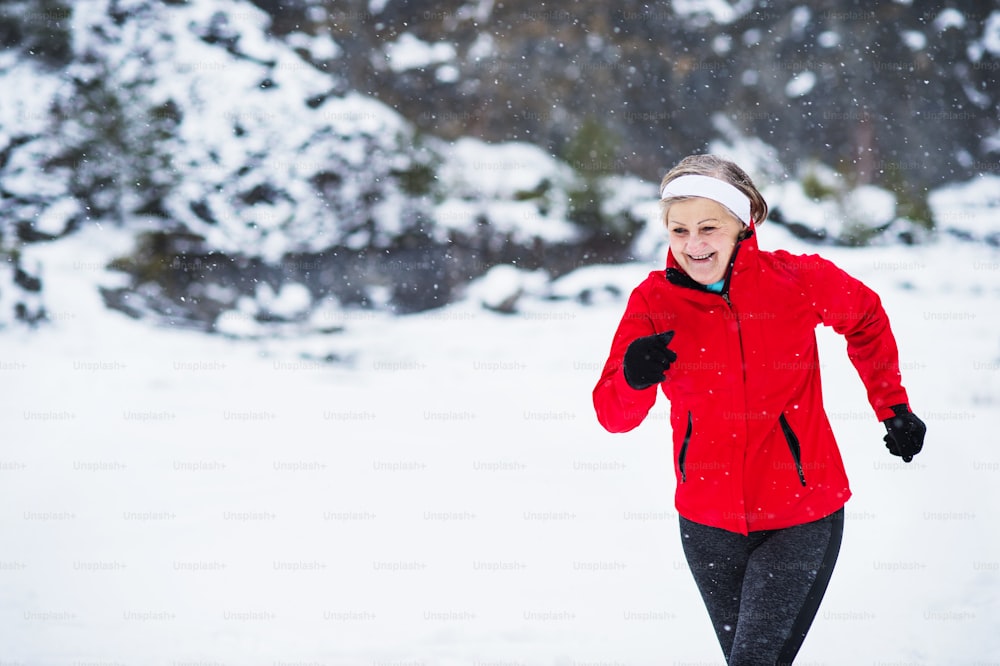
[593,285,661,433]
[800,254,910,421]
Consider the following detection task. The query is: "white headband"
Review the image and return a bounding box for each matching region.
[660,174,752,225]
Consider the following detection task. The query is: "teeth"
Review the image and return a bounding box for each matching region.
[690,253,712,260]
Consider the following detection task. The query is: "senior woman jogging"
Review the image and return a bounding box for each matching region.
[592,154,926,665]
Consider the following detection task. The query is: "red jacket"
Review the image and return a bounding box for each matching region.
[593,226,909,534]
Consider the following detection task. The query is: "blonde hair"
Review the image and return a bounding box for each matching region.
[659,155,768,229]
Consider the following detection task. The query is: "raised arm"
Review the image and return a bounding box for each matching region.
[593,287,667,433]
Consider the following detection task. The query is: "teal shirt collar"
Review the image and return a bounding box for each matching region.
[705,279,725,293]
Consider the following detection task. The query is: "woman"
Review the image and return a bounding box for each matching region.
[592,155,926,665]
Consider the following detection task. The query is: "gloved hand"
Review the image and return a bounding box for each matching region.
[622,331,677,390]
[881,404,926,463]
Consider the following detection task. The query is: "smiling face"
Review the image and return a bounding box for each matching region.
[666,197,745,286]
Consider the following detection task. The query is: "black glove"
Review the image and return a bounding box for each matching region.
[881,404,926,463]
[622,331,677,390]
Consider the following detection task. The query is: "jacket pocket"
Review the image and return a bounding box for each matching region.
[678,411,693,483]
[778,414,807,487]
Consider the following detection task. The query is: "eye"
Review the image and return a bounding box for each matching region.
[670,227,688,236]
[701,226,717,233]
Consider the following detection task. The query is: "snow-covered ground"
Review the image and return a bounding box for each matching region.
[2,219,999,665]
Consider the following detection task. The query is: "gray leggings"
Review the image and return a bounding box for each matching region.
[679,508,844,666]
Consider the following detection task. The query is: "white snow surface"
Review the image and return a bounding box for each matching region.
[785,70,816,98]
[817,30,840,48]
[384,33,458,72]
[933,8,966,32]
[0,0,597,270]
[1,1,999,661]
[902,29,928,51]
[439,138,575,201]
[983,11,1000,55]
[433,138,581,243]
[671,0,756,26]
[3,217,999,665]
[928,174,1000,238]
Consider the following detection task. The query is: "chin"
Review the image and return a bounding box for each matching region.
[686,267,722,284]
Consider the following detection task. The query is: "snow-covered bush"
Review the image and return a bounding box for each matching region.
[0,0,991,333]
[0,0,633,331]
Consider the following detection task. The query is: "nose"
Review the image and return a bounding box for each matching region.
[685,232,709,251]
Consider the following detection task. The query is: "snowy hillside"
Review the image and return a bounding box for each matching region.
[2,2,1000,662]
[0,0,649,329]
[3,0,992,334]
[338,0,1000,204]
[3,192,1000,664]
